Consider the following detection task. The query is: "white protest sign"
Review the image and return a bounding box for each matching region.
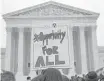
[32,26,70,70]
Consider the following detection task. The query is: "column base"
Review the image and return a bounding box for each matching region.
[29,71,37,80]
[69,68,75,77]
[16,72,26,81]
[81,71,88,75]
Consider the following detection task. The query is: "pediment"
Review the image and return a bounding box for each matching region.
[3,1,99,18]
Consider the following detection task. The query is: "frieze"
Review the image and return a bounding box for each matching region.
[11,4,91,17]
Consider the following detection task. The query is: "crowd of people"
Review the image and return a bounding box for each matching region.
[30,68,104,81]
[1,68,104,81]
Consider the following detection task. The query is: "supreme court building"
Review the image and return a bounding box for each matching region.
[2,1,100,81]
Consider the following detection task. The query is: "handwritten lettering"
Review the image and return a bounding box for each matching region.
[42,46,58,55]
[33,30,66,45]
[35,55,65,67]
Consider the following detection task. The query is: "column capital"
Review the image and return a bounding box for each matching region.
[18,28,24,32]
[69,27,73,31]
[24,28,32,32]
[85,26,97,31]
[79,27,85,31]
[18,28,32,32]
[6,27,20,32]
[73,26,79,31]
[6,27,32,33]
[12,27,19,32]
[6,28,12,32]
[91,26,97,30]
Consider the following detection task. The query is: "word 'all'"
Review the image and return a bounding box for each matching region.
[35,55,65,67]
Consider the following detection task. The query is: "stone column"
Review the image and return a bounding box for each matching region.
[1,48,6,70]
[16,28,26,81]
[73,27,82,74]
[23,28,31,76]
[79,27,87,74]
[68,27,75,77]
[85,27,94,71]
[5,27,12,71]
[91,27,99,70]
[29,27,37,78]
[10,27,19,74]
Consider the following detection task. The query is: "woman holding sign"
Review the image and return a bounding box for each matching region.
[41,68,63,81]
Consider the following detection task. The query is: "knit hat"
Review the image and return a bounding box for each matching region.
[86,71,98,81]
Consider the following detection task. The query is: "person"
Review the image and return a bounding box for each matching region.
[62,75,70,81]
[27,76,31,81]
[41,68,63,81]
[77,76,85,81]
[85,71,98,81]
[31,69,45,81]
[1,70,15,81]
[70,76,77,81]
[31,73,43,81]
